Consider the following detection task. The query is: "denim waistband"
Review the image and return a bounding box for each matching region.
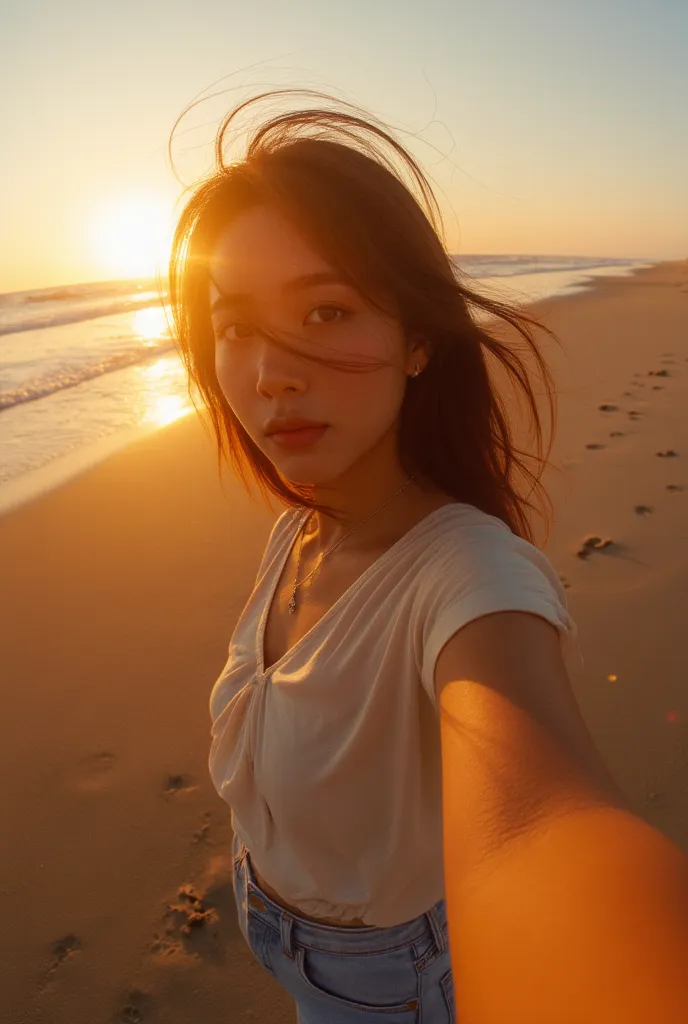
[237,838,449,957]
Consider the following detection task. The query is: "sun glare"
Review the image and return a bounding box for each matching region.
[145,395,191,427]
[91,196,173,280]
[134,306,170,343]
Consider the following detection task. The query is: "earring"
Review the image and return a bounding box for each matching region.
[411,363,421,378]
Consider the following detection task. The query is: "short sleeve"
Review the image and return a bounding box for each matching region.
[419,522,579,711]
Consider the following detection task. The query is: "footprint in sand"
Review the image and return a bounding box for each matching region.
[115,989,154,1023]
[163,773,198,796]
[49,934,80,970]
[656,450,679,458]
[598,403,619,412]
[38,934,81,990]
[169,884,219,936]
[648,369,671,377]
[634,505,654,515]
[149,855,240,970]
[610,431,625,437]
[66,750,116,792]
[585,443,605,450]
[192,811,213,844]
[628,410,643,419]
[149,880,227,968]
[576,535,615,560]
[652,386,665,390]
[666,484,684,492]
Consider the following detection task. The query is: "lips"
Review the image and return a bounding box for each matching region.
[274,425,322,434]
[269,424,329,449]
[265,420,328,436]
[264,417,327,438]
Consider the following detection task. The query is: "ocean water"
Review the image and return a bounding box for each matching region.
[0,255,660,516]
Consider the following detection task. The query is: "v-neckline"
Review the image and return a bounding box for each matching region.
[256,502,463,678]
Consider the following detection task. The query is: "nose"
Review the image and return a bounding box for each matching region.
[254,333,308,394]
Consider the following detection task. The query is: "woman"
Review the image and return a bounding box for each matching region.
[167,89,688,1022]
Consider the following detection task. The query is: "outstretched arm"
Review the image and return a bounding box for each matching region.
[436,611,688,1024]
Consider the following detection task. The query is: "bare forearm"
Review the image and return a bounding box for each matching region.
[444,806,688,1024]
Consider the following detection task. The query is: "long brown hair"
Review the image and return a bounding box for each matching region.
[166,89,564,545]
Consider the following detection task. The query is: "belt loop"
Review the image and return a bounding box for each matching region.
[280,912,295,959]
[425,904,445,954]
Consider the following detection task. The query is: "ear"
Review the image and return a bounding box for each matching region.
[406,334,431,374]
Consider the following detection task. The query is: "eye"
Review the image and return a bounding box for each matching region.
[216,321,252,343]
[216,304,349,343]
[305,304,350,326]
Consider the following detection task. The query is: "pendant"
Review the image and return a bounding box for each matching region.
[288,593,297,614]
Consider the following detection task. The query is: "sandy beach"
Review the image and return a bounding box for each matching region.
[1,258,687,1024]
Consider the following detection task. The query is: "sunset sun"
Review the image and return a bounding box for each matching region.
[90,196,173,280]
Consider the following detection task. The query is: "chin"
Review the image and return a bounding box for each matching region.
[280,468,339,486]
[277,457,353,488]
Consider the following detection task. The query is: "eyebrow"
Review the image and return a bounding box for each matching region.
[210,271,351,315]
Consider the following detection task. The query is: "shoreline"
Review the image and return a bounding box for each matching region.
[0,258,664,521]
[1,257,687,1023]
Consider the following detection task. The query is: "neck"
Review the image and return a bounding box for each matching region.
[303,472,445,555]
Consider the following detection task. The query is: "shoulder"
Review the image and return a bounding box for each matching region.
[413,505,578,709]
[418,503,563,589]
[265,506,304,548]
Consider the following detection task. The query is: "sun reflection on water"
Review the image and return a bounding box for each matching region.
[134,305,170,343]
[136,347,194,427]
[145,394,192,427]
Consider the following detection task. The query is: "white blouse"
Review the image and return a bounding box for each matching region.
[208,503,578,927]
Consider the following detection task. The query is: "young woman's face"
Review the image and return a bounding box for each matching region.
[208,204,416,487]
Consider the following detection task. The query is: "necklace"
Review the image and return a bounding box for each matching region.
[288,473,416,614]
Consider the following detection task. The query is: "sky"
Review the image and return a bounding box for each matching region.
[1,0,686,294]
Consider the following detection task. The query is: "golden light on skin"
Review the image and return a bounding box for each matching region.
[90,196,174,279]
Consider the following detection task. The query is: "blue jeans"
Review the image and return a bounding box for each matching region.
[232,831,456,1022]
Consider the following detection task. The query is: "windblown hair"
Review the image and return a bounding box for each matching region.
[166,88,564,545]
